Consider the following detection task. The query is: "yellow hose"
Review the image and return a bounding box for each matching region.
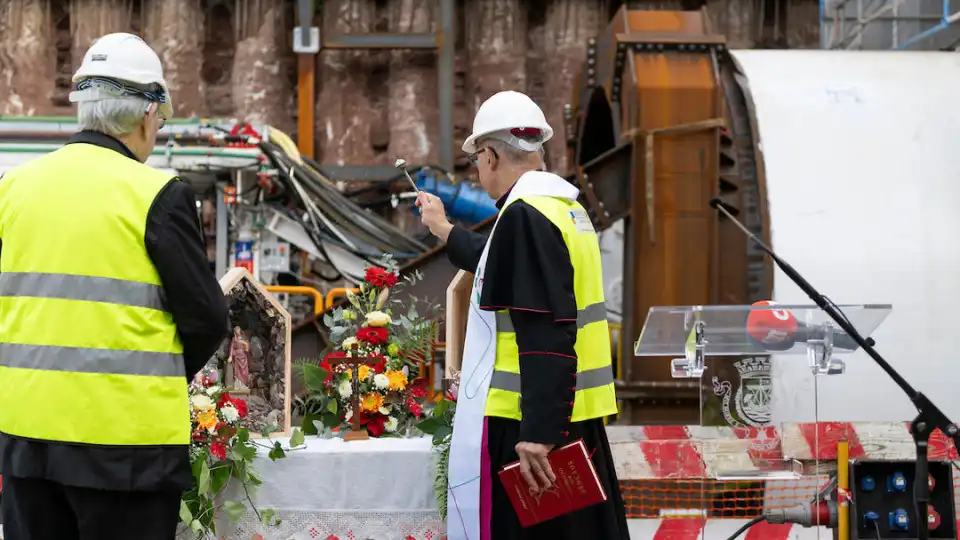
[266,125,335,186]
[838,440,849,540]
[266,127,303,165]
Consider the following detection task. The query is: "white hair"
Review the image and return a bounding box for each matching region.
[77,96,151,138]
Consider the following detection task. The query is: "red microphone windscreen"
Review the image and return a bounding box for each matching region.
[746,300,798,345]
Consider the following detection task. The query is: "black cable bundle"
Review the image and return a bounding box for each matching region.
[256,142,429,282]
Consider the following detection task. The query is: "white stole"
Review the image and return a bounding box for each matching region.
[446,171,581,540]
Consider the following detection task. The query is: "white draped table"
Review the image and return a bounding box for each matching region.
[224,436,444,540]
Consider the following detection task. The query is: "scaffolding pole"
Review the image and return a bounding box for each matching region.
[821,0,960,50]
[894,0,960,49]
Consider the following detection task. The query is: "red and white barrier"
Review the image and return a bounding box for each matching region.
[609,422,960,481]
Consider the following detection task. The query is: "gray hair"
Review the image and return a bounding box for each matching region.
[77,96,151,138]
[478,135,546,167]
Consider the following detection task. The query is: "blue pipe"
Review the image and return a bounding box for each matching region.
[413,170,498,224]
[820,0,827,49]
[895,0,952,50]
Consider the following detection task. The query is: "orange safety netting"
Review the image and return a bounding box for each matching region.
[620,478,829,519]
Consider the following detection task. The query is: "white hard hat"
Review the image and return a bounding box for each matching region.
[69,33,173,119]
[462,91,553,154]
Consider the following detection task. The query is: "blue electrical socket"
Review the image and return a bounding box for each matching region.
[889,508,909,531]
[860,475,876,492]
[864,511,880,527]
[887,471,907,492]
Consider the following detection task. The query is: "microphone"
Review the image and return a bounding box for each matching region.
[746,300,798,348]
[745,300,860,352]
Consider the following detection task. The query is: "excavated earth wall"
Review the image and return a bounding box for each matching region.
[0,0,817,175]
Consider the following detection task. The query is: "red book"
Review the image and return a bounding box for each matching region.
[498,439,607,527]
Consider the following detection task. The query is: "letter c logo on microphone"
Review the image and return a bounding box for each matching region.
[747,300,798,346]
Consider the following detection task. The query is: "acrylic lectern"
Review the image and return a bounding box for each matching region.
[634,303,892,379]
[630,303,893,490]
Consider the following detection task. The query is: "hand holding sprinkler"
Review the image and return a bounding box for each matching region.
[394,158,420,193]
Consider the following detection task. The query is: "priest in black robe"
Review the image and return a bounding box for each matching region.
[417,91,630,540]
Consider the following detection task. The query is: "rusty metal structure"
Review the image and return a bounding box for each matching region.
[565,6,774,424]
[292,0,455,171]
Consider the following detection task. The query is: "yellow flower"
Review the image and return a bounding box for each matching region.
[365,311,392,328]
[197,409,218,431]
[385,370,408,391]
[358,364,372,381]
[360,392,384,413]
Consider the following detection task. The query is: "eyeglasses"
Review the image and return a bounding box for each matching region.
[144,102,166,129]
[467,148,487,166]
[468,147,500,166]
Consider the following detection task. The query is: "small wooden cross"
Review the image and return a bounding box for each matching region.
[329,344,380,442]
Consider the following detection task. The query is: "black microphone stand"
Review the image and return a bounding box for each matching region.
[710,197,957,540]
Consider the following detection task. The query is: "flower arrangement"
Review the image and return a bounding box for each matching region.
[297,256,438,438]
[416,377,459,521]
[179,366,305,539]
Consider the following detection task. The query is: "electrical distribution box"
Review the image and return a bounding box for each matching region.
[848,460,956,539]
[259,237,291,273]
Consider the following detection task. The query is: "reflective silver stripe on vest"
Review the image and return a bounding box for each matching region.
[0,343,185,377]
[489,365,615,393]
[0,272,166,311]
[494,302,607,333]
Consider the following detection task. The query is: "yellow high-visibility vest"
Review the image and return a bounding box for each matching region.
[484,196,618,422]
[0,142,190,446]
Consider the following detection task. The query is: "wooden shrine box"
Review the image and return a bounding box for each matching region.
[218,268,292,438]
[444,270,473,378]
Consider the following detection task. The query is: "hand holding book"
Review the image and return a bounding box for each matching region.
[500,439,608,527]
[515,441,556,492]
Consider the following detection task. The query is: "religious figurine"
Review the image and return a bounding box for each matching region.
[225,326,251,394]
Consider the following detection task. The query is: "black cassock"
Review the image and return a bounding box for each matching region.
[446,198,630,540]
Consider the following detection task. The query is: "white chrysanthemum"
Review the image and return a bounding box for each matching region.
[373,373,390,390]
[341,337,359,350]
[385,416,398,432]
[221,404,239,423]
[205,385,222,396]
[338,379,353,399]
[190,394,215,411]
[379,405,391,415]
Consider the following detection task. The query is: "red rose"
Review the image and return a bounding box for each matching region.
[321,352,347,384]
[408,382,428,399]
[231,397,249,419]
[367,352,387,374]
[406,397,423,418]
[356,327,388,345]
[364,267,399,288]
[366,414,387,437]
[210,442,227,460]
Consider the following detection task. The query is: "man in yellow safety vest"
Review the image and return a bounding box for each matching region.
[418,91,630,540]
[0,33,228,540]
